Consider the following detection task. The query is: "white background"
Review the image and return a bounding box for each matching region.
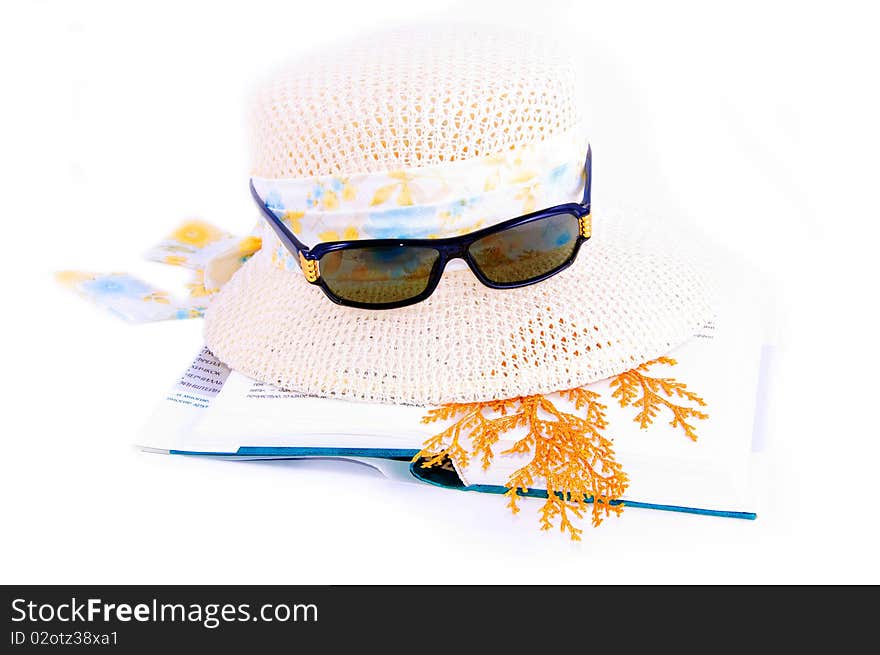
[1,0,878,583]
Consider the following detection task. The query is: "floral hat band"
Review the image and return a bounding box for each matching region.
[252,124,589,252]
[58,126,589,323]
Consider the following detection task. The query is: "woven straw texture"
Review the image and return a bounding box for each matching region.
[249,24,583,178]
[205,209,715,405]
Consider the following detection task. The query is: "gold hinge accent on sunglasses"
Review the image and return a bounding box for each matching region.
[299,252,320,282]
[579,213,592,238]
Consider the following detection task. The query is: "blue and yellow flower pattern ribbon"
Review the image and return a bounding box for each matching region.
[253,126,589,254]
[57,220,261,323]
[59,125,588,322]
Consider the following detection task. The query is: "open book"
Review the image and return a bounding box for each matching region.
[139,272,770,520]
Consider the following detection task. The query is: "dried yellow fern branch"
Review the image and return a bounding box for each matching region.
[610,356,708,441]
[418,359,708,538]
[419,389,628,540]
[420,398,522,471]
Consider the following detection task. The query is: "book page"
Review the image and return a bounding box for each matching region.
[137,349,423,483]
[183,371,431,452]
[168,348,230,409]
[137,348,230,451]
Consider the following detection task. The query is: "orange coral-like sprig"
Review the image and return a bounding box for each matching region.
[501,392,626,539]
[421,398,523,471]
[610,357,708,441]
[419,359,707,539]
[420,390,628,541]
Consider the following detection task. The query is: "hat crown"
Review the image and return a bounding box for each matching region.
[249,24,584,179]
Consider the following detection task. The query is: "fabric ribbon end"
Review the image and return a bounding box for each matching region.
[57,220,261,323]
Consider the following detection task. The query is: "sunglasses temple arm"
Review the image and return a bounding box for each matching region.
[249,179,311,258]
[581,145,592,209]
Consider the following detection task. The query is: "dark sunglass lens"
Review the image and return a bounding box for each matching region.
[319,246,439,305]
[467,212,580,285]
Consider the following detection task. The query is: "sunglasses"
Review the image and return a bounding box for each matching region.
[251,147,592,310]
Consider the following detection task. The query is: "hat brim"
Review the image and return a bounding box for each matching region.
[204,211,715,405]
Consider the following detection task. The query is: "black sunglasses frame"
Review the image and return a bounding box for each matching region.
[251,147,592,310]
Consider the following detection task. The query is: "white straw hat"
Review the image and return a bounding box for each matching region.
[204,24,714,405]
